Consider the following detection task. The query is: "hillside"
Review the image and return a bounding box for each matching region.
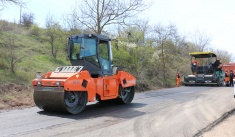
[0,21,69,109]
[0,21,69,84]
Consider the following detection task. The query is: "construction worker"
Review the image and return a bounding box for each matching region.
[213,58,223,78]
[176,72,180,87]
[230,70,234,87]
[225,70,229,86]
[192,59,198,75]
[213,58,222,71]
[225,69,228,77]
[192,59,199,67]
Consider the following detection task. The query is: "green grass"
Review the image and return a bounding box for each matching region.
[0,21,70,85]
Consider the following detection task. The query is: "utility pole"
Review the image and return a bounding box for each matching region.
[19,4,22,24]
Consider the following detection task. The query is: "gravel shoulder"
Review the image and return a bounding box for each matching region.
[202,112,235,137]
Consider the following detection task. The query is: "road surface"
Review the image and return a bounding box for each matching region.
[0,86,235,137]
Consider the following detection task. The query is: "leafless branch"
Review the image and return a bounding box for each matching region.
[190,30,211,52]
[0,0,25,10]
[68,0,149,34]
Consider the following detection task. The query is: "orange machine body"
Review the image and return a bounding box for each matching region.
[32,70,136,102]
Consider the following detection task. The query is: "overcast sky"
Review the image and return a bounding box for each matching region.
[1,0,235,61]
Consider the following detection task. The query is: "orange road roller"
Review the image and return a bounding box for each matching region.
[32,34,136,114]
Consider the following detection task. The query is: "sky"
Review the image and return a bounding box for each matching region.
[1,0,235,61]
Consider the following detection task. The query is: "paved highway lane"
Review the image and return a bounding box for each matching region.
[0,86,235,137]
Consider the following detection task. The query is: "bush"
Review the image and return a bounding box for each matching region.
[29,24,41,37]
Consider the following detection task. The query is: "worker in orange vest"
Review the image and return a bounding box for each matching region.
[176,72,180,87]
[225,69,228,77]
[192,59,199,66]
[225,69,229,87]
[192,59,199,75]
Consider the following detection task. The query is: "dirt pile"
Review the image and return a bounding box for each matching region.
[0,83,34,110]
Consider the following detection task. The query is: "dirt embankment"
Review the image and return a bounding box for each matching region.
[0,83,34,110]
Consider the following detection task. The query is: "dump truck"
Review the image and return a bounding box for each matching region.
[184,52,225,86]
[32,34,136,114]
[222,63,235,72]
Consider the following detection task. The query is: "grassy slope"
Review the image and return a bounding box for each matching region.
[0,21,69,84]
[0,21,69,110]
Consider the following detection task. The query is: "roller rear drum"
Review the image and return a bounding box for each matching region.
[33,87,88,114]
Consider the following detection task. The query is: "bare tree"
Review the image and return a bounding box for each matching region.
[69,0,148,34]
[0,0,23,5]
[62,13,81,32]
[45,14,64,59]
[210,48,232,64]
[123,20,149,45]
[0,33,26,73]
[0,0,24,10]
[190,30,211,52]
[152,24,178,87]
[133,19,149,45]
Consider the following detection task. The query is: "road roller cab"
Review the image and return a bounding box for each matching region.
[32,34,136,114]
